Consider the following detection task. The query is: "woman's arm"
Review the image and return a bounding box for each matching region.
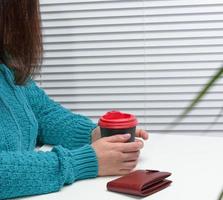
[0,144,98,199]
[22,79,97,149]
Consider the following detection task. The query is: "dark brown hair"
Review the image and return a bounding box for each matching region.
[0,0,43,85]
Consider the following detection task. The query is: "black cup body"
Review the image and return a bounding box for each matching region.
[100,126,136,142]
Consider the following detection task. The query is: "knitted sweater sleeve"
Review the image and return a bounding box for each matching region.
[23,79,97,149]
[0,144,98,199]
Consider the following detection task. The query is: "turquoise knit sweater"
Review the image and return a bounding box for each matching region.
[0,63,98,199]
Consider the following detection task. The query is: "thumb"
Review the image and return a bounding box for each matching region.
[105,134,131,143]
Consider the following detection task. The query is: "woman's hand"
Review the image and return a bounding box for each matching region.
[91,126,101,143]
[91,134,144,176]
[91,126,149,143]
[135,128,149,140]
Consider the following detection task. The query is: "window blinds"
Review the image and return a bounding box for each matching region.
[39,0,223,135]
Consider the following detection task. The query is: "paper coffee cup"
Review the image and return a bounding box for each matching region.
[98,111,138,142]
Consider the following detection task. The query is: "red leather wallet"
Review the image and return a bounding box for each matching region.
[107,170,172,197]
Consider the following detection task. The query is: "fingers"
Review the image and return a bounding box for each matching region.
[135,128,149,140]
[117,140,144,152]
[122,151,140,161]
[104,133,131,143]
[135,138,144,146]
[101,128,149,143]
[118,161,138,175]
[122,160,138,170]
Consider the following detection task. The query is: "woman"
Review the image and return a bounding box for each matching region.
[0,1,148,199]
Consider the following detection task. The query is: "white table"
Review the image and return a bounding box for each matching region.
[24,134,223,200]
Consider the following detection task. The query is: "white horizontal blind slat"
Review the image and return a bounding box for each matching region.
[39,0,223,135]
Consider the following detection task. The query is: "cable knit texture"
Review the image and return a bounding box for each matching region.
[0,63,98,199]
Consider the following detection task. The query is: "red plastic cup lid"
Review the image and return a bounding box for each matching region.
[98,110,138,129]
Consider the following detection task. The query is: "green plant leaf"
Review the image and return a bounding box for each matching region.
[180,65,223,119]
[166,65,223,130]
[218,189,223,200]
